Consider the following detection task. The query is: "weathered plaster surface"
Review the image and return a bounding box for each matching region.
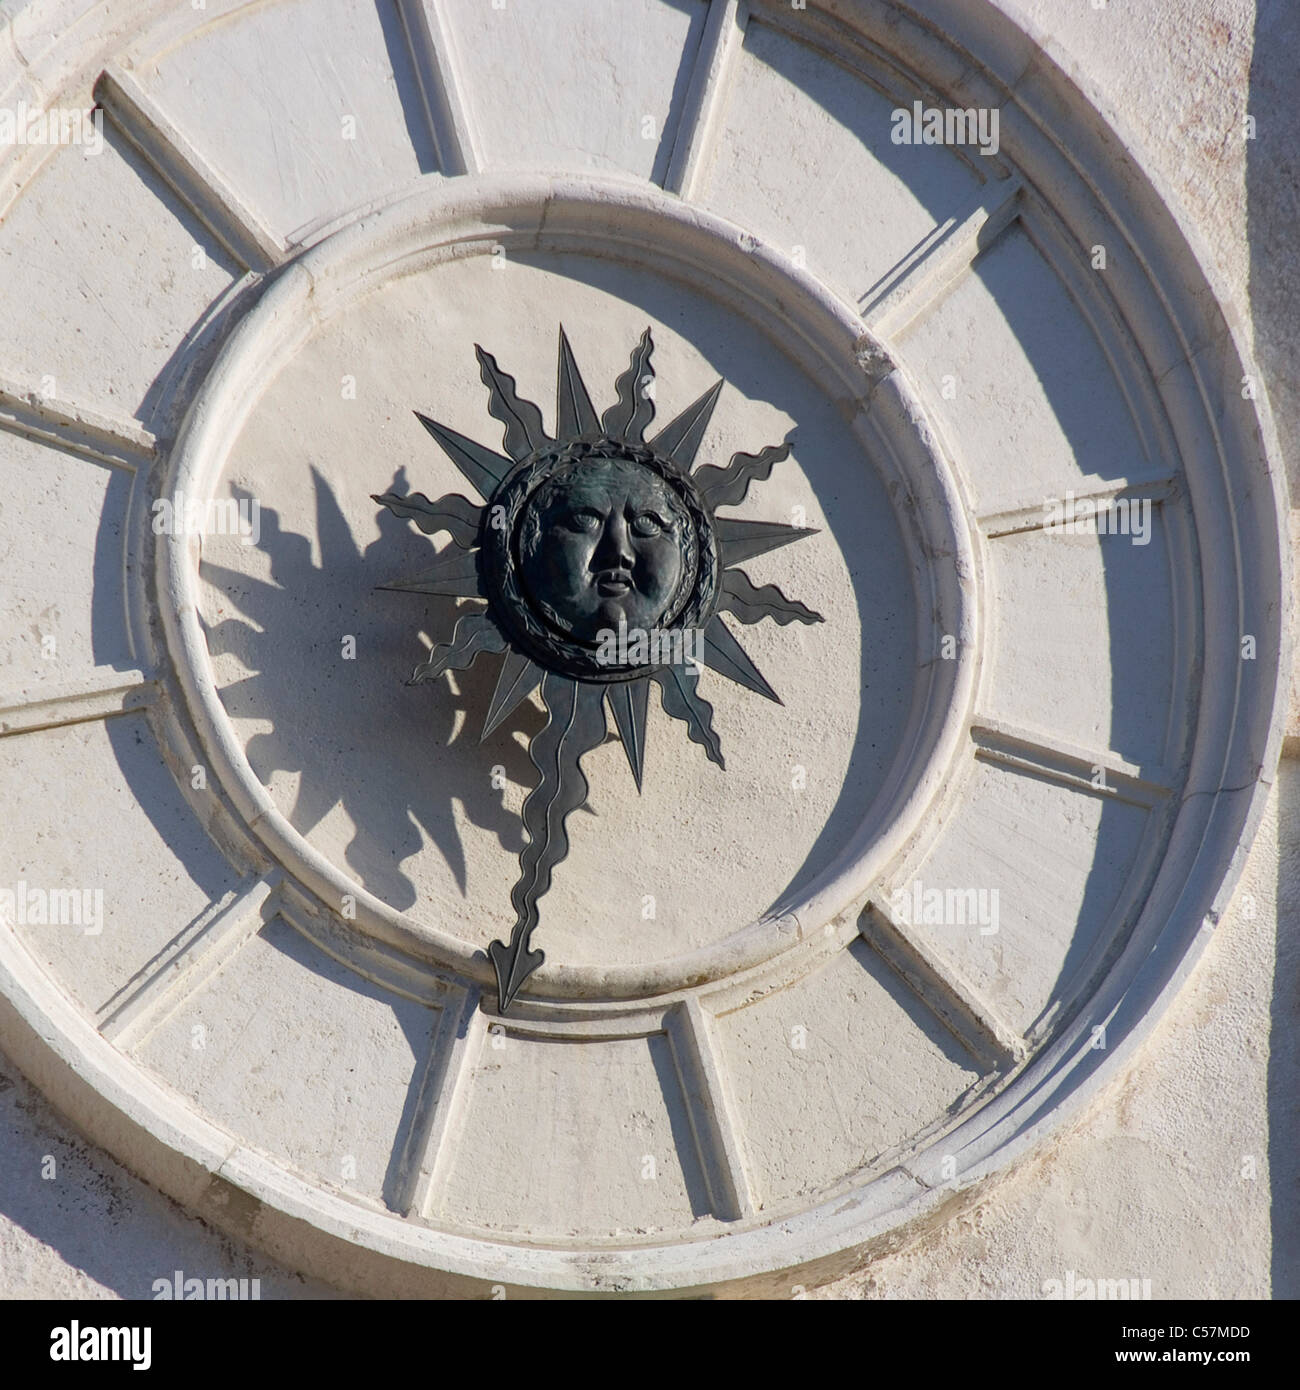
[813,0,1300,1299]
[1,0,1295,1298]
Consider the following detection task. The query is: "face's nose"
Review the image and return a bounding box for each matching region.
[591,510,634,572]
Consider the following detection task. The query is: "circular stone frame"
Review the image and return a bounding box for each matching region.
[0,0,1288,1301]
[151,174,980,1004]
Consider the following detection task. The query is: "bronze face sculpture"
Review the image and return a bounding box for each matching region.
[518,455,693,644]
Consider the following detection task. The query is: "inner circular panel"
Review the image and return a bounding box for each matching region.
[197,247,917,971]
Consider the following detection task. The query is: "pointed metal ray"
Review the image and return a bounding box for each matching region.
[700,614,781,704]
[654,664,724,769]
[556,326,600,438]
[606,677,651,790]
[649,378,724,471]
[414,411,513,500]
[476,345,550,461]
[695,441,791,508]
[372,491,483,548]
[481,647,544,741]
[716,517,819,566]
[377,546,484,598]
[720,568,824,626]
[601,327,656,443]
[489,675,607,1010]
[408,611,507,685]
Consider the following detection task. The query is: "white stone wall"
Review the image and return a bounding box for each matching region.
[1,0,1294,1298]
[844,0,1300,1298]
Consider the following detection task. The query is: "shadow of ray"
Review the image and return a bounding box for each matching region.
[199,468,543,910]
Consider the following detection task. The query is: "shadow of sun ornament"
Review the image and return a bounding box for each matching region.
[373,328,824,1012]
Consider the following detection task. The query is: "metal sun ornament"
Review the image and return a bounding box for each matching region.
[374,327,823,1012]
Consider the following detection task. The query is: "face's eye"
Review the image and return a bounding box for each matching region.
[562,507,603,534]
[630,511,668,538]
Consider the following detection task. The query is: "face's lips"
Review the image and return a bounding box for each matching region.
[595,570,633,596]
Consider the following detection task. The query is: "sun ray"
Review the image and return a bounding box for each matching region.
[556,326,600,438]
[716,516,819,566]
[601,327,655,442]
[720,568,824,626]
[490,673,608,1009]
[408,610,506,685]
[476,345,551,461]
[654,664,725,768]
[606,676,651,790]
[695,441,791,508]
[371,490,483,547]
[649,378,723,470]
[378,546,484,598]
[414,411,513,500]
[699,614,781,704]
[481,647,544,741]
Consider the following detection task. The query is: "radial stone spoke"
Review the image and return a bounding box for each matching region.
[0,377,157,472]
[859,898,1027,1071]
[0,671,157,737]
[413,412,513,501]
[662,0,749,199]
[379,546,484,599]
[389,987,485,1219]
[665,998,759,1221]
[649,378,723,470]
[977,474,1175,540]
[98,873,281,1049]
[94,66,286,273]
[393,0,482,175]
[859,176,1023,338]
[970,717,1173,808]
[700,615,780,703]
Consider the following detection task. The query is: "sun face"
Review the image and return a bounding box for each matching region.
[518,454,692,642]
[374,327,823,1010]
[474,432,720,684]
